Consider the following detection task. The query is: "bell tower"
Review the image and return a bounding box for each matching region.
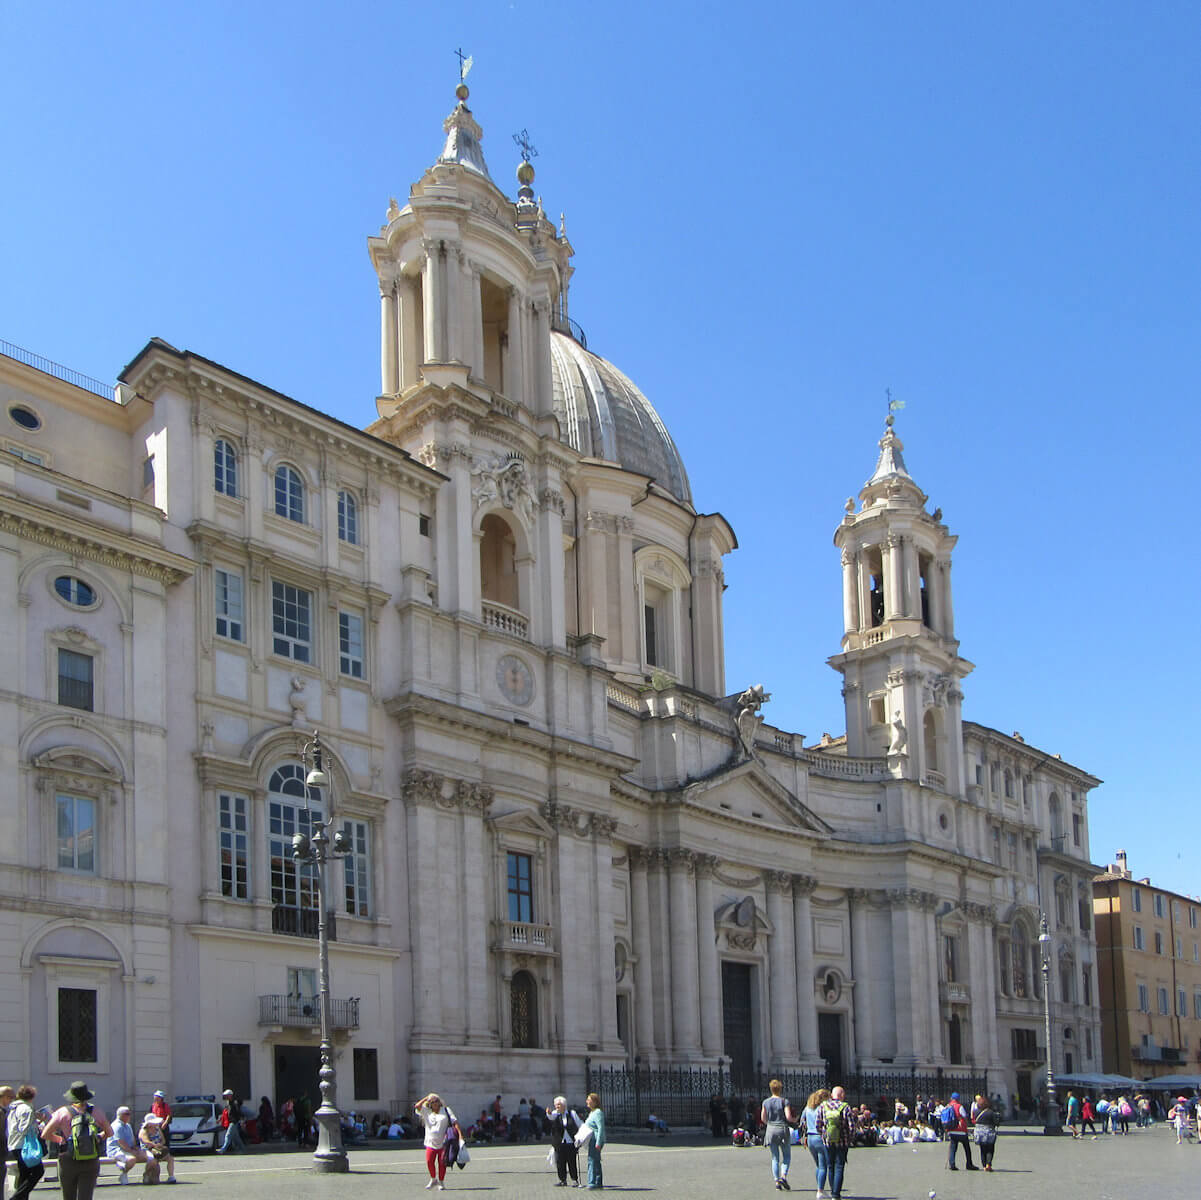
[828,415,972,795]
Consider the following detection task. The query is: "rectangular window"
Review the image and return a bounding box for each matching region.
[272,581,312,663]
[353,1048,379,1101]
[339,612,364,679]
[58,648,94,711]
[1191,907,1198,929]
[1011,1028,1037,1058]
[1078,898,1091,931]
[219,793,249,900]
[990,827,1001,865]
[643,603,658,667]
[1154,931,1164,955]
[418,513,431,537]
[1072,812,1081,846]
[1137,983,1149,1012]
[1177,936,1183,958]
[56,793,96,872]
[1007,832,1018,871]
[1085,1027,1093,1059]
[58,987,98,1062]
[944,935,959,983]
[142,456,155,490]
[1157,986,1169,1015]
[1082,966,1092,1006]
[1194,993,1201,1020]
[269,800,322,931]
[506,851,533,923]
[1154,893,1166,918]
[1133,925,1144,951]
[1178,988,1188,1017]
[341,819,371,917]
[214,569,244,642]
[974,763,983,785]
[1132,887,1142,912]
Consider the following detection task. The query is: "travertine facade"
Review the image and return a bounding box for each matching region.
[0,83,1102,1117]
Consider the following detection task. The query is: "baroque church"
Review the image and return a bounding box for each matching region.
[0,81,1102,1118]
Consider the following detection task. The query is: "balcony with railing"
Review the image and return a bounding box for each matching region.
[257,994,359,1029]
[271,904,335,941]
[494,920,555,956]
[481,600,529,640]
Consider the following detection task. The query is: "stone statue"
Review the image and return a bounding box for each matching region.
[735,684,771,757]
[289,676,307,729]
[888,710,908,755]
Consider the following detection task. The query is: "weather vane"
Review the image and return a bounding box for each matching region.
[455,47,473,82]
[885,387,905,424]
[512,129,538,163]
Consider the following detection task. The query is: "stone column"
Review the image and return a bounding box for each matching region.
[379,278,398,395]
[841,549,859,634]
[938,557,955,637]
[397,274,419,388]
[667,849,701,1056]
[458,782,493,1040]
[850,889,875,1064]
[857,549,874,631]
[593,817,620,1048]
[403,772,446,1038]
[646,850,673,1053]
[886,533,904,618]
[629,849,656,1056]
[888,890,924,1063]
[421,241,443,363]
[695,855,722,1058]
[927,556,944,634]
[505,287,524,404]
[765,873,799,1062]
[792,875,819,1059]
[902,537,918,618]
[531,299,552,416]
[445,245,463,363]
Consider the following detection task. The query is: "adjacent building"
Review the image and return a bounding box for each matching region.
[1094,851,1201,1080]
[0,82,1103,1117]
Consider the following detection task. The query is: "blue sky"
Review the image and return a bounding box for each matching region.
[2,1,1197,895]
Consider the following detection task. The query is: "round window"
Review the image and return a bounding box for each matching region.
[55,576,96,607]
[9,405,41,431]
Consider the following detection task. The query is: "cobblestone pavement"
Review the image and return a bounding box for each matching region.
[36,1125,1196,1200]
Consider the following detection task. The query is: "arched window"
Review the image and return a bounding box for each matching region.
[923,710,938,770]
[1048,793,1063,844]
[274,465,305,523]
[1012,925,1029,998]
[480,513,518,609]
[337,490,358,545]
[267,764,321,936]
[214,438,238,498]
[510,970,538,1048]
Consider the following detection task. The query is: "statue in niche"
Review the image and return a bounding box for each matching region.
[734,684,771,758]
[888,711,908,755]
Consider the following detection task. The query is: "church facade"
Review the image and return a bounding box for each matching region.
[0,83,1101,1118]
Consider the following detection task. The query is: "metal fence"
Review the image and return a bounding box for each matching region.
[585,1060,990,1128]
[0,338,112,399]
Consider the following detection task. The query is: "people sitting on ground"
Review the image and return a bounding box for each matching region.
[918,1121,939,1141]
[646,1113,669,1136]
[493,1114,510,1141]
[467,1112,494,1143]
[386,1115,405,1138]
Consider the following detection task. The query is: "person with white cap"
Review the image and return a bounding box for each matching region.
[105,1106,147,1185]
[216,1090,245,1154]
[138,1113,175,1184]
[150,1091,172,1135]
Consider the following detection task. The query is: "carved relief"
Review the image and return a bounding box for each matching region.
[471,451,535,528]
[727,931,757,952]
[734,684,771,759]
[666,847,696,874]
[765,871,793,897]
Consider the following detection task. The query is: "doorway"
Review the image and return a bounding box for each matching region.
[818,1012,844,1081]
[722,962,754,1087]
[273,1044,322,1112]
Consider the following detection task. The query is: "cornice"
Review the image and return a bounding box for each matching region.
[0,495,194,586]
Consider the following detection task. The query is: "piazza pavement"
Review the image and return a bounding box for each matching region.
[33,1123,1197,1200]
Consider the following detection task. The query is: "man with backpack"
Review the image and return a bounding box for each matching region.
[943,1092,977,1171]
[40,1082,113,1200]
[817,1086,853,1200]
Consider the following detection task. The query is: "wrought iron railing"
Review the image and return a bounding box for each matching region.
[585,1060,990,1128]
[257,994,359,1029]
[1,339,112,399]
[271,904,335,940]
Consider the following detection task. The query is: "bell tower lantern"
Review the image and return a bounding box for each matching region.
[828,414,972,795]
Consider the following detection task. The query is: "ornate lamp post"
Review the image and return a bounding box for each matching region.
[1039,914,1062,1135]
[293,731,352,1172]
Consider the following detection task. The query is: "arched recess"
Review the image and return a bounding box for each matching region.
[633,545,692,680]
[475,505,535,639]
[480,512,519,608]
[1048,792,1063,844]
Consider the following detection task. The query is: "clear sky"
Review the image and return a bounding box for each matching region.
[2,1,1197,896]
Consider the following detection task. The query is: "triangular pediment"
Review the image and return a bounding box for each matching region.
[674,758,833,835]
[487,806,556,839]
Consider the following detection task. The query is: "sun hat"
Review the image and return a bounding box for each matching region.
[153,1090,166,1099]
[143,1114,163,1125]
[222,1089,234,1097]
[65,1082,94,1104]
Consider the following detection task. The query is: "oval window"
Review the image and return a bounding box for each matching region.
[9,405,41,431]
[55,576,96,607]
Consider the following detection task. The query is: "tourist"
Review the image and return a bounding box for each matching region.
[138,1113,175,1183]
[1081,1095,1096,1135]
[6,1084,46,1200]
[817,1086,852,1200]
[41,1082,114,1200]
[414,1092,459,1190]
[801,1088,831,1198]
[0,1086,14,1200]
[257,1097,274,1142]
[216,1090,245,1153]
[1065,1091,1080,1138]
[1115,1094,1132,1134]
[576,1093,606,1190]
[1169,1097,1191,1144]
[105,1105,146,1185]
[944,1092,976,1171]
[517,1098,531,1141]
[150,1092,172,1134]
[972,1094,1000,1172]
[760,1079,795,1191]
[545,1096,582,1187]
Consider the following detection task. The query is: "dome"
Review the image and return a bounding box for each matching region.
[550,331,692,505]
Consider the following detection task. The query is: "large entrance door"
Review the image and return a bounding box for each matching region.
[273,1044,322,1111]
[722,962,754,1087]
[818,1012,844,1081]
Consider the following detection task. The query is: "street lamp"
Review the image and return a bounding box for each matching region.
[1038,914,1062,1136]
[293,731,352,1173]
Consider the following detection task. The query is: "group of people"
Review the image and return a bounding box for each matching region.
[751,1083,1004,1195]
[412,1091,607,1190]
[1063,1090,1181,1137]
[0,1080,177,1200]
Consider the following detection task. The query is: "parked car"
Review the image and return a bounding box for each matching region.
[167,1096,222,1152]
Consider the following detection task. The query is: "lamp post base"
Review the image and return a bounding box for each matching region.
[313,1107,350,1172]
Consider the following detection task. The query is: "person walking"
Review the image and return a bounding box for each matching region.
[40,1082,113,1200]
[216,1090,245,1153]
[1081,1096,1096,1135]
[414,1093,459,1190]
[972,1095,1000,1172]
[577,1093,605,1190]
[760,1079,795,1191]
[801,1088,831,1198]
[6,1084,46,1200]
[1065,1092,1080,1138]
[545,1097,581,1187]
[817,1086,852,1200]
[944,1092,977,1171]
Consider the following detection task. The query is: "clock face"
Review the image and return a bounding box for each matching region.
[496,654,534,706]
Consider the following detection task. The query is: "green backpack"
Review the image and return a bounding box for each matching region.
[70,1106,100,1160]
[822,1102,845,1145]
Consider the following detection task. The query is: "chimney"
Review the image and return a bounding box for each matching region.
[1116,849,1128,878]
